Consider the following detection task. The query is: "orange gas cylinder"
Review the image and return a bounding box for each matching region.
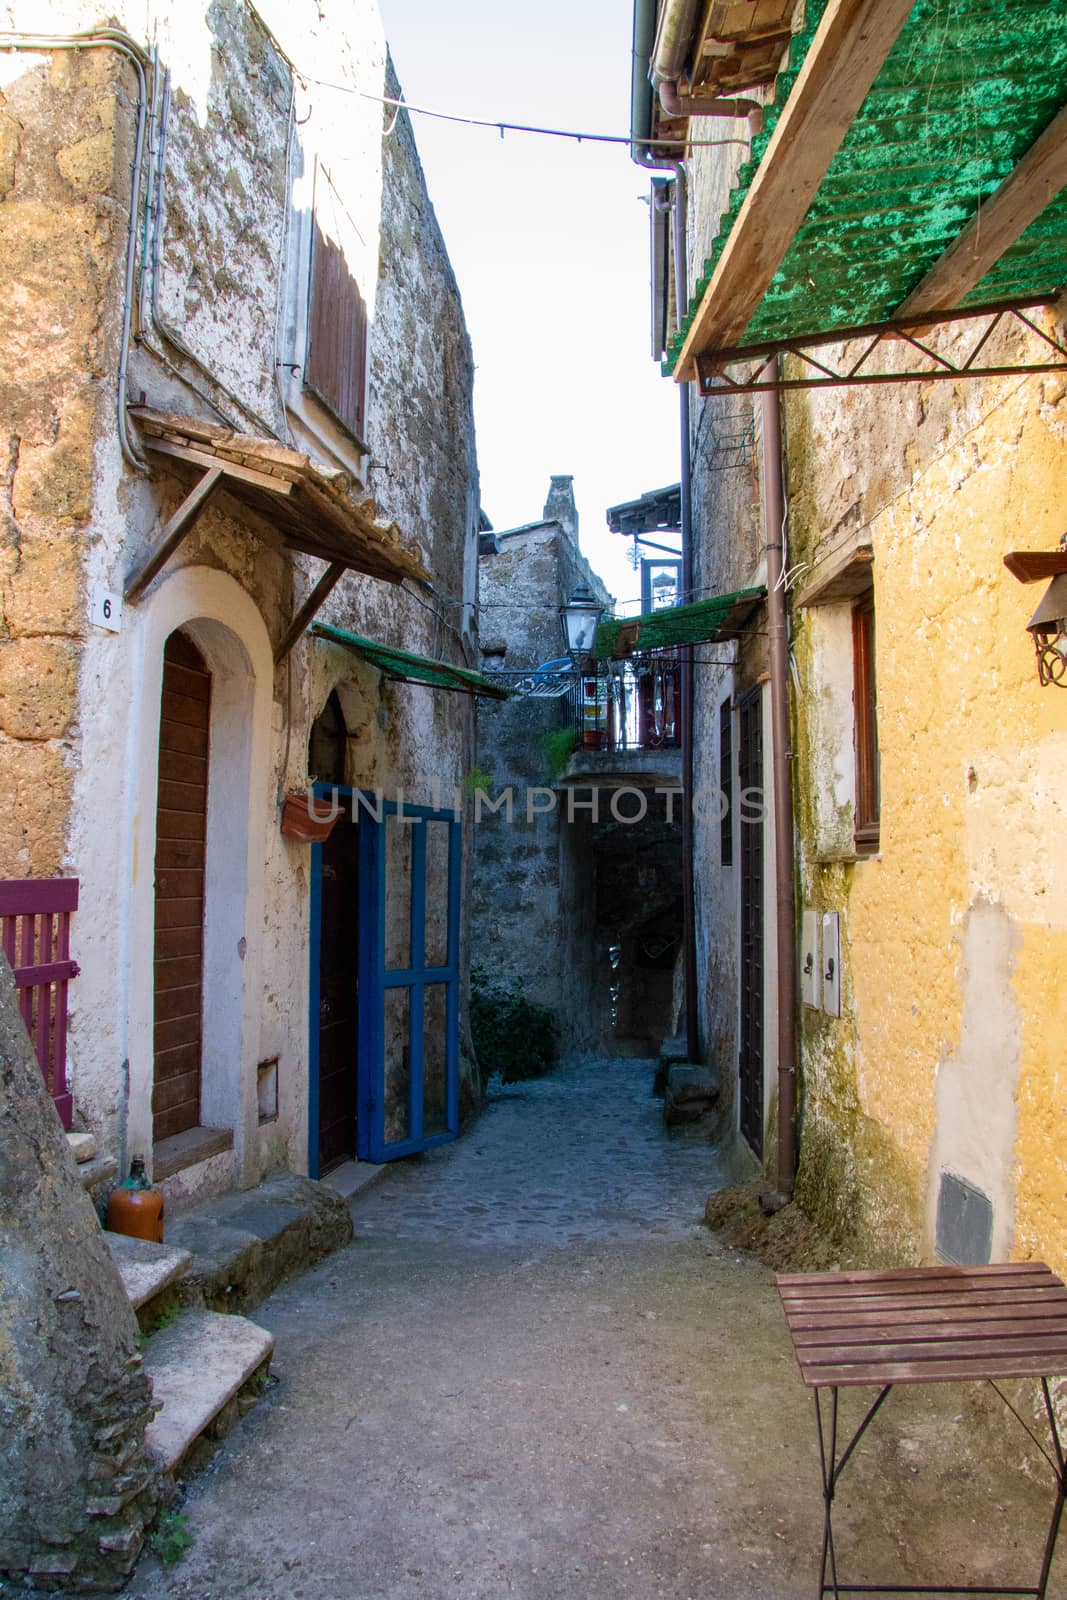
[106,1156,165,1243]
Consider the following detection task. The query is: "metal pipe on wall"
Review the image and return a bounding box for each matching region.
[672,175,700,1067]
[759,380,798,1203]
[633,0,700,1062]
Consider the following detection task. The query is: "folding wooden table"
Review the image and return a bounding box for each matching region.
[777,1263,1067,1599]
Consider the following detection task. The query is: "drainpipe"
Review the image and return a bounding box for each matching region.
[670,177,700,1068]
[633,0,699,1062]
[656,81,763,132]
[650,0,763,132]
[759,379,798,1206]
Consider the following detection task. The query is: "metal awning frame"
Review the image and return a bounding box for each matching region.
[310,622,512,701]
[694,296,1067,397]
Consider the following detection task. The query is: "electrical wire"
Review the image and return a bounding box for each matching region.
[290,78,751,151]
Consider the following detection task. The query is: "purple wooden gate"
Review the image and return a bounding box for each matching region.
[0,878,80,1128]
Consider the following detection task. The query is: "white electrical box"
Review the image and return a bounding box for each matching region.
[801,909,820,1008]
[821,911,841,1017]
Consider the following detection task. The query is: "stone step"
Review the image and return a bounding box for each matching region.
[66,1130,97,1163]
[322,1158,388,1202]
[165,1172,353,1314]
[142,1309,274,1477]
[105,1232,193,1322]
[663,1064,719,1127]
[653,1036,689,1097]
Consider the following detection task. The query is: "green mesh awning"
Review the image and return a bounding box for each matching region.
[595,587,765,659]
[665,0,1067,378]
[311,622,512,699]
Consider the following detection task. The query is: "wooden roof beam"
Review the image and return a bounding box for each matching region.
[899,103,1067,320]
[673,0,913,383]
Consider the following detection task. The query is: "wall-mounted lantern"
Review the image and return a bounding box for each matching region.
[1004,540,1067,689]
[559,582,604,664]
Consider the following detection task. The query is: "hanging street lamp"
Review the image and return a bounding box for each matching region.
[559,582,604,664]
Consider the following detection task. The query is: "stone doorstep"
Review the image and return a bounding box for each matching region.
[322,1158,388,1202]
[658,1035,689,1066]
[142,1309,274,1474]
[164,1171,354,1314]
[104,1232,193,1311]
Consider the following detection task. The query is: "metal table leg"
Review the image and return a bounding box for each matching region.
[814,1384,892,1599]
[1036,1379,1067,1600]
[810,1380,1067,1597]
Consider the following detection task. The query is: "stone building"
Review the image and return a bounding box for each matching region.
[473,478,611,1048]
[629,0,1067,1265]
[474,477,685,1057]
[0,0,498,1205]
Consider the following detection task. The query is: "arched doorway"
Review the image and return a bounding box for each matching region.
[152,629,211,1143]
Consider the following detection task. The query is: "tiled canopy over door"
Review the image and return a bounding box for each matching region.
[153,630,210,1143]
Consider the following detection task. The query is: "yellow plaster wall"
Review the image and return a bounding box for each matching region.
[791,366,1067,1268]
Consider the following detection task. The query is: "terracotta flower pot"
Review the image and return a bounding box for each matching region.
[280,791,341,843]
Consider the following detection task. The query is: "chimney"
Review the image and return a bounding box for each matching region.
[543,475,578,543]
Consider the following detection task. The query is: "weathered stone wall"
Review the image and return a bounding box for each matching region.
[472,502,611,1046]
[0,955,158,1588]
[0,45,130,876]
[0,0,480,1194]
[660,7,1067,1248]
[786,346,1067,1268]
[683,97,775,1128]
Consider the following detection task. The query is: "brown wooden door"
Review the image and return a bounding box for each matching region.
[153,631,210,1143]
[738,689,764,1158]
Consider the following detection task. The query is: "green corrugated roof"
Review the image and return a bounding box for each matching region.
[664,0,1067,375]
[311,622,512,699]
[595,587,765,658]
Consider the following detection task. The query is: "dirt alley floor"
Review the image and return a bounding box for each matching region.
[123,1058,1065,1600]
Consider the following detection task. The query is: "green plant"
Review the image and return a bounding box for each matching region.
[144,1304,181,1337]
[541,727,576,782]
[470,968,558,1083]
[150,1511,194,1565]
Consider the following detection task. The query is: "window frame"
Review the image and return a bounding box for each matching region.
[851,590,880,854]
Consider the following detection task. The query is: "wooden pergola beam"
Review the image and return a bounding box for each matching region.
[673,0,913,383]
[899,102,1067,319]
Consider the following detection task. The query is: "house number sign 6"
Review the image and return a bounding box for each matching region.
[89,585,122,633]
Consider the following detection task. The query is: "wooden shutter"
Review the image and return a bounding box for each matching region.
[153,631,210,1143]
[852,593,880,853]
[305,219,368,442]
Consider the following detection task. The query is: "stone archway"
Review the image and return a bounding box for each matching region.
[126,567,273,1191]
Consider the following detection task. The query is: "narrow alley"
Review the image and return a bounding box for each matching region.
[121,1059,1059,1600]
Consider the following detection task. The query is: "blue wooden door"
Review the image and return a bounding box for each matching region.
[357,798,461,1162]
[308,791,461,1176]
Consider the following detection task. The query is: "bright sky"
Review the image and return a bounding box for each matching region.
[379,0,681,609]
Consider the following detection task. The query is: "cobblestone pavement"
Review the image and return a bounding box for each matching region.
[123,1058,1061,1600]
[353,1056,733,1247]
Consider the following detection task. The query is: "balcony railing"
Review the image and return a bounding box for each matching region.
[575,649,682,753]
